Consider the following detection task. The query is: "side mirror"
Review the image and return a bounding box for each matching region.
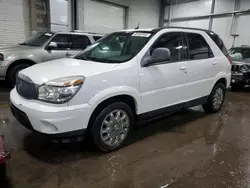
[142,48,171,67]
[47,42,57,50]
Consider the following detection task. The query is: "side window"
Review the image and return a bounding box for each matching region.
[207,32,228,56]
[71,35,91,50]
[93,36,103,41]
[241,49,250,59]
[151,32,185,62]
[186,33,214,60]
[51,34,71,50]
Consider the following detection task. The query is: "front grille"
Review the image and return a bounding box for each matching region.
[231,65,241,72]
[16,77,38,100]
[10,103,34,131]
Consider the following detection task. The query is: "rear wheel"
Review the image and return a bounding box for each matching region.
[7,63,31,86]
[203,83,226,113]
[90,102,134,152]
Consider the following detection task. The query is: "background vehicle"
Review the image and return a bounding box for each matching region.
[229,46,250,89]
[0,31,104,85]
[10,27,231,152]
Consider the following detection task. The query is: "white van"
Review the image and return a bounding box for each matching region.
[10,27,231,152]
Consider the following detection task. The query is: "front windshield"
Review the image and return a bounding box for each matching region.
[229,48,250,63]
[20,32,54,46]
[75,32,153,63]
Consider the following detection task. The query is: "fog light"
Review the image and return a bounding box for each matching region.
[232,79,235,83]
[40,120,58,133]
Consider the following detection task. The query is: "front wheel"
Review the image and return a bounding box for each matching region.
[90,102,134,152]
[202,83,226,113]
[6,63,31,86]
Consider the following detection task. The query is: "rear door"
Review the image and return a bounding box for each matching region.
[139,32,189,113]
[184,31,217,100]
[68,34,92,56]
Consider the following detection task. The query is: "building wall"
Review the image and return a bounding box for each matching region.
[166,0,212,18]
[0,0,30,46]
[165,0,250,49]
[30,0,50,32]
[78,0,125,33]
[50,0,68,31]
[167,19,209,30]
[113,0,160,29]
[212,16,233,48]
[77,0,160,33]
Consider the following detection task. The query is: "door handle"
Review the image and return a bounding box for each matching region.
[66,52,71,57]
[212,62,217,65]
[179,66,187,70]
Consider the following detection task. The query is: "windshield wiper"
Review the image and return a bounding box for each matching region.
[81,56,90,61]
[75,55,91,61]
[87,57,119,63]
[19,42,29,46]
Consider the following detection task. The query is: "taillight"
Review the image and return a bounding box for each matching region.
[227,55,232,64]
[0,53,3,61]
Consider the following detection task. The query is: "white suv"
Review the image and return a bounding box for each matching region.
[10,27,231,152]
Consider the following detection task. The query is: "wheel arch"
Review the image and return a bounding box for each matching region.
[6,59,36,76]
[211,71,229,93]
[214,77,227,87]
[87,94,138,130]
[209,77,227,95]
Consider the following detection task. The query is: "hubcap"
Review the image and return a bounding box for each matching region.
[212,88,224,110]
[100,109,130,147]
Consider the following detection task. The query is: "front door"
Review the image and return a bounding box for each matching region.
[42,34,71,62]
[139,32,189,114]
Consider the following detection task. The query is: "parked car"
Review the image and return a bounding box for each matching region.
[10,27,231,152]
[0,31,104,85]
[229,46,250,89]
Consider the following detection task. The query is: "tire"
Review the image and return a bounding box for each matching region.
[90,102,135,152]
[202,83,226,113]
[6,63,31,86]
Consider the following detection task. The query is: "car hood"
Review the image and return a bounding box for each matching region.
[20,58,119,85]
[0,45,38,53]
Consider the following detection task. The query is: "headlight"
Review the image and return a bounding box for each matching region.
[38,76,84,103]
[240,65,249,73]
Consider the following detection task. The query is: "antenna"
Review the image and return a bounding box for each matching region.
[135,22,140,29]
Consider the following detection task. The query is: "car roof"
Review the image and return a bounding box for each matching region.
[118,26,216,35]
[55,26,215,36]
[118,28,155,32]
[53,31,105,36]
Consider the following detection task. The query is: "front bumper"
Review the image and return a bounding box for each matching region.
[0,60,9,78]
[0,66,6,80]
[10,88,92,137]
[231,72,250,85]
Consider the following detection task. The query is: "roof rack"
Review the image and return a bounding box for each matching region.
[161,26,214,33]
[70,30,105,35]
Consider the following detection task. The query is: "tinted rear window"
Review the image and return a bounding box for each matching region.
[207,32,228,56]
[186,33,214,60]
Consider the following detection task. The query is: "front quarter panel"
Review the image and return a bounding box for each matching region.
[0,49,41,77]
[69,61,142,114]
[3,49,42,67]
